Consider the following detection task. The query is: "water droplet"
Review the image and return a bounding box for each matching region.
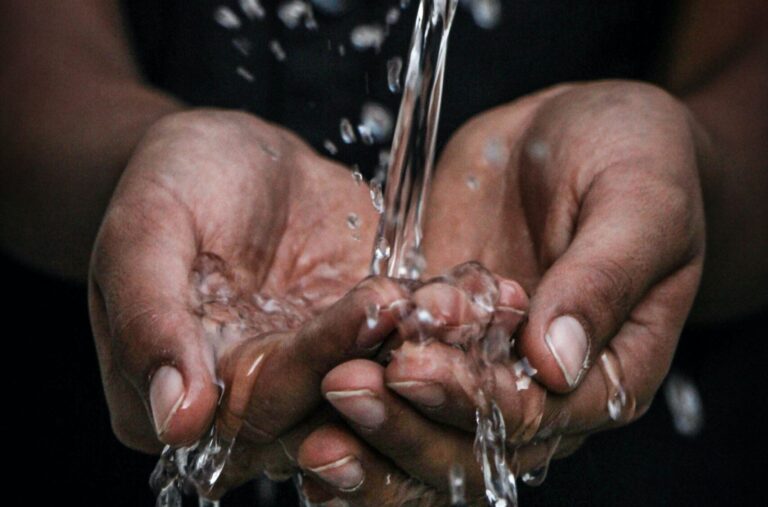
[240,0,266,19]
[311,0,349,15]
[463,0,501,29]
[352,170,364,185]
[607,389,627,421]
[236,66,255,82]
[369,180,384,214]
[515,376,531,391]
[403,247,427,279]
[512,357,538,391]
[484,137,508,167]
[277,0,314,30]
[386,7,401,25]
[416,307,436,325]
[599,350,634,423]
[664,372,704,437]
[371,236,391,275]
[323,139,338,155]
[214,6,242,29]
[525,139,550,164]
[232,37,253,56]
[346,212,361,230]
[466,174,479,190]
[358,124,374,145]
[350,24,386,52]
[387,57,403,93]
[366,303,380,329]
[359,102,394,144]
[340,118,357,143]
[378,149,391,171]
[513,357,538,377]
[338,44,347,56]
[269,39,287,61]
[449,463,467,506]
[400,0,411,8]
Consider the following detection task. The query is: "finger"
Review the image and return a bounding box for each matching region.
[298,424,447,507]
[298,424,583,505]
[91,201,219,448]
[535,265,699,434]
[321,359,486,493]
[385,341,547,441]
[88,277,160,452]
[216,277,411,445]
[398,265,697,441]
[399,264,527,348]
[385,275,528,434]
[322,360,479,491]
[518,152,703,392]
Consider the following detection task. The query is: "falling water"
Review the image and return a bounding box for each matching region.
[371,0,457,279]
[370,0,519,505]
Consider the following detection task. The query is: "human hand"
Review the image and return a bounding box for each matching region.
[296,81,706,504]
[87,110,410,494]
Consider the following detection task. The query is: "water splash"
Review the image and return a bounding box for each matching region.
[475,403,518,507]
[150,426,236,505]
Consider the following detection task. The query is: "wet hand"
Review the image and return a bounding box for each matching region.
[298,81,707,504]
[87,110,409,492]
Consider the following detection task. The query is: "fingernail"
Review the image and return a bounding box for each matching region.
[545,315,589,388]
[325,389,386,429]
[387,381,446,408]
[309,455,365,491]
[149,365,185,437]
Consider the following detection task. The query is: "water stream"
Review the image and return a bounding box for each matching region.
[371,1,520,505]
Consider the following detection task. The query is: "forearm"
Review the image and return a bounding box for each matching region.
[0,0,182,280]
[660,0,768,321]
[684,35,768,322]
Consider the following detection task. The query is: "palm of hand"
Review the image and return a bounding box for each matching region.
[90,110,382,463]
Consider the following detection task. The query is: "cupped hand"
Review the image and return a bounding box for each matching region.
[88,110,411,493]
[298,81,707,505]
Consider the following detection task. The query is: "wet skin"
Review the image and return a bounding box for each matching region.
[89,80,705,505]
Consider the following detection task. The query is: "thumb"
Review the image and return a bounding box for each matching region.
[91,201,219,449]
[518,169,702,393]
